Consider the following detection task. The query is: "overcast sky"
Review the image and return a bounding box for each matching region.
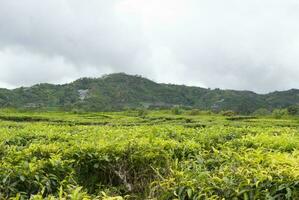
[0,0,299,93]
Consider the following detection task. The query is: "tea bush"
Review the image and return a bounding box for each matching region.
[0,110,298,199]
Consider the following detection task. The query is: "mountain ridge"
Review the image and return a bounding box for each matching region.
[0,73,298,114]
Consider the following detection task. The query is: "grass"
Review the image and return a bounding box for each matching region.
[0,109,298,199]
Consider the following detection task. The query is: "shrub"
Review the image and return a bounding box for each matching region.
[171,107,182,115]
[272,109,288,119]
[253,108,271,116]
[220,110,236,117]
[71,109,85,114]
[189,109,200,116]
[137,108,148,117]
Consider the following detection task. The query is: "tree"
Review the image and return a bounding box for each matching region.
[272,109,288,119]
[287,105,299,115]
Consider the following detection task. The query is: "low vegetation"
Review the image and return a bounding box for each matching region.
[0,109,298,199]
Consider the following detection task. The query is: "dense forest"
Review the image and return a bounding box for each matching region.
[0,73,299,114]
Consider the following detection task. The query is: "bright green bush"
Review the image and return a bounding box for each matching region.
[0,110,298,199]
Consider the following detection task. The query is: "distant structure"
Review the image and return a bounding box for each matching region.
[78,89,89,100]
[24,103,43,108]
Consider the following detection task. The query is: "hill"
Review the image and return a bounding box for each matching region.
[0,73,299,113]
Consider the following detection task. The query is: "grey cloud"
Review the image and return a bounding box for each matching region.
[0,0,150,86]
[149,0,299,93]
[0,0,299,93]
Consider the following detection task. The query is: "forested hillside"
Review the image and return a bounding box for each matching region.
[0,73,298,114]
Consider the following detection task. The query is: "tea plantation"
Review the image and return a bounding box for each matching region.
[0,110,298,199]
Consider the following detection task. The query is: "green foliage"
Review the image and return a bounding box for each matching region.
[272,109,288,119]
[0,73,299,114]
[189,109,200,115]
[287,105,299,115]
[220,110,236,116]
[253,108,271,116]
[171,107,182,115]
[137,108,148,117]
[0,110,299,199]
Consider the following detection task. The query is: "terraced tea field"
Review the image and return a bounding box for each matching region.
[0,110,298,199]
